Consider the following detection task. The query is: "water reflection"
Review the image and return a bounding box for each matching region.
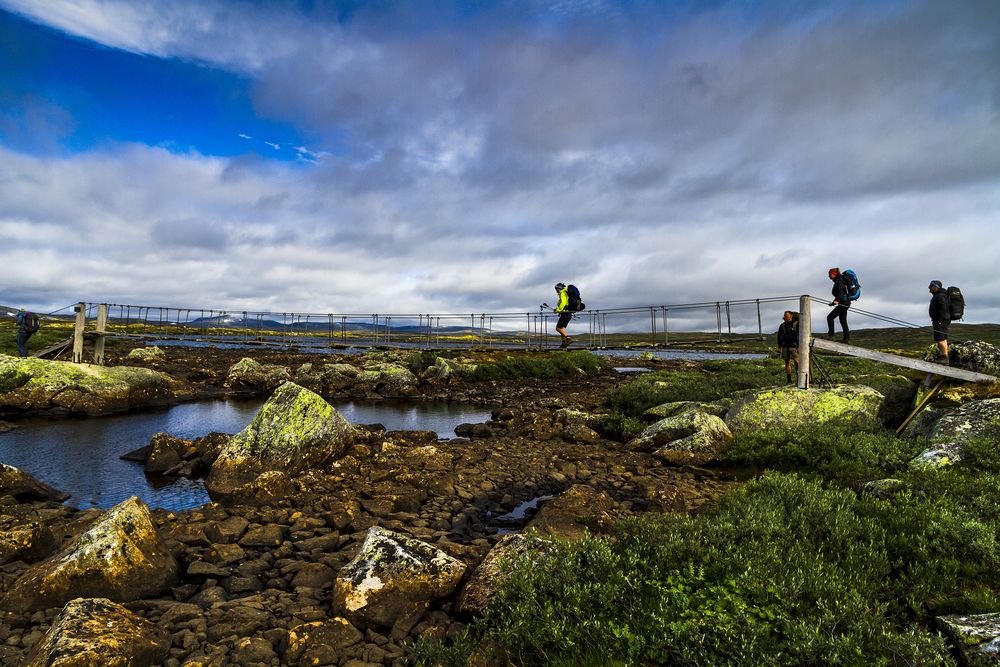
[0,398,491,511]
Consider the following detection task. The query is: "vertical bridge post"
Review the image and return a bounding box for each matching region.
[94,304,108,366]
[797,295,811,389]
[72,302,86,364]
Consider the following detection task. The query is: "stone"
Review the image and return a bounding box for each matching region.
[949,340,1000,376]
[525,484,615,539]
[232,636,276,664]
[22,597,170,667]
[145,432,192,475]
[630,410,733,465]
[126,346,166,362]
[862,478,906,499]
[456,534,550,616]
[642,400,728,422]
[1,496,178,613]
[239,523,288,548]
[724,384,885,431]
[332,526,467,629]
[908,399,1000,470]
[291,562,335,589]
[936,612,1000,666]
[561,423,602,445]
[0,523,58,565]
[0,463,70,502]
[205,382,355,502]
[224,357,292,391]
[355,363,418,397]
[285,618,363,666]
[0,354,175,416]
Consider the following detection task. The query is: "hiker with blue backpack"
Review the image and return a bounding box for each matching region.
[551,283,585,348]
[826,268,860,343]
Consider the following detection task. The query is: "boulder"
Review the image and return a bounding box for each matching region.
[332,526,466,629]
[936,612,1000,667]
[908,398,1000,470]
[0,463,69,501]
[205,382,354,502]
[285,618,363,666]
[951,341,1000,376]
[642,400,727,422]
[22,597,170,667]
[144,432,192,475]
[456,534,550,616]
[629,410,733,465]
[525,485,616,539]
[125,346,165,362]
[0,355,175,416]
[224,357,292,392]
[0,523,58,565]
[356,363,419,397]
[0,496,178,612]
[430,357,477,383]
[724,384,884,431]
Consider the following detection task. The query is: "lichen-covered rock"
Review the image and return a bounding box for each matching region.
[0,354,175,416]
[907,398,1000,470]
[429,357,477,383]
[724,384,884,431]
[0,463,69,501]
[936,612,1000,667]
[144,432,192,475]
[226,470,297,506]
[224,357,292,392]
[526,484,616,538]
[456,534,550,616]
[332,526,466,629]
[125,346,165,362]
[0,523,57,565]
[1,497,178,612]
[22,597,170,667]
[642,400,727,422]
[862,478,906,499]
[951,341,1000,377]
[356,363,418,397]
[285,618,363,665]
[629,410,733,465]
[205,382,354,502]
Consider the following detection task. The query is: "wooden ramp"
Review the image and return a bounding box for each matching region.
[811,338,997,383]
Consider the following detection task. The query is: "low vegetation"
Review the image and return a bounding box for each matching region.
[415,356,1000,666]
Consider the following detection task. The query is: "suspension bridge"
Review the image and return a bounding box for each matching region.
[14,295,998,389]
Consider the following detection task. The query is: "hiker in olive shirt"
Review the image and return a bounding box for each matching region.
[776,310,799,384]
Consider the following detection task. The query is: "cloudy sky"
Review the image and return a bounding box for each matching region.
[1,0,998,332]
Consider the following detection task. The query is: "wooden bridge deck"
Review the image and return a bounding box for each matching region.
[811,338,997,383]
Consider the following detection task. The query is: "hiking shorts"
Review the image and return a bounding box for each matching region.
[932,320,949,342]
[556,312,572,329]
[780,346,798,361]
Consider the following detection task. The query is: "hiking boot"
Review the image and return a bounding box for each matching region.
[786,373,793,383]
[560,337,572,348]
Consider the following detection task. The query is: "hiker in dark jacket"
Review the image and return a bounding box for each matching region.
[826,268,851,343]
[928,280,950,360]
[776,310,799,383]
[15,308,37,357]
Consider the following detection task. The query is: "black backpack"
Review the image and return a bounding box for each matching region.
[946,286,964,320]
[23,312,40,333]
[566,284,586,312]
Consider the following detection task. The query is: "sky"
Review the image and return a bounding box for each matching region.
[0,0,998,333]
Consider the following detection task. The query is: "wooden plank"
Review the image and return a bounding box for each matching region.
[811,337,997,383]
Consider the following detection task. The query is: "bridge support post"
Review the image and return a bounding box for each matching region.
[797,295,811,389]
[94,304,108,366]
[72,302,86,364]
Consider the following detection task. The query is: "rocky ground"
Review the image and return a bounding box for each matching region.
[0,344,737,666]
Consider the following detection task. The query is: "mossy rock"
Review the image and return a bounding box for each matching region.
[725,384,884,431]
[0,354,174,415]
[206,382,355,502]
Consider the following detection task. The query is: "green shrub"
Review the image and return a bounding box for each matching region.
[724,423,923,484]
[0,367,31,392]
[607,359,785,416]
[415,474,960,666]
